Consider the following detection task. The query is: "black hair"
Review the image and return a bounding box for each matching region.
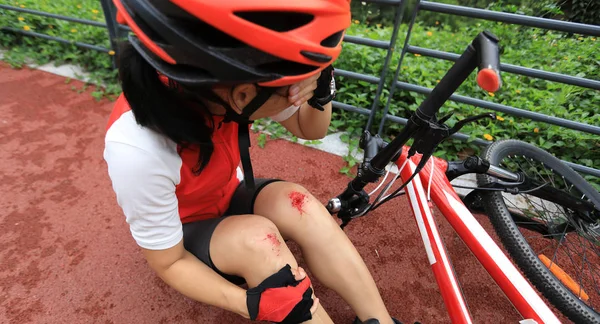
[116,41,217,174]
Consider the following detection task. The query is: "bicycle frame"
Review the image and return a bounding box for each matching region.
[395,145,561,323]
[326,30,568,323]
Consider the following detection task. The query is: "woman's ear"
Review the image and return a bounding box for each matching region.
[230,83,257,114]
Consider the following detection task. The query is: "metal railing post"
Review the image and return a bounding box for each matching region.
[100,0,127,69]
[377,0,421,136]
[364,0,409,133]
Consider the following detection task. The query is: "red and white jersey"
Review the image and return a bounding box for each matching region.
[103,94,298,250]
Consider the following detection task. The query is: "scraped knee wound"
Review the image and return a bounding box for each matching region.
[262,232,281,256]
[288,190,309,215]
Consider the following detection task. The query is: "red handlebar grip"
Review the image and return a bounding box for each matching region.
[477,68,500,92]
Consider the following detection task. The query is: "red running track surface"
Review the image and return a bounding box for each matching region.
[0,63,565,323]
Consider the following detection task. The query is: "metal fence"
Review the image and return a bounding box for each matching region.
[0,1,128,67]
[1,0,599,178]
[335,0,600,178]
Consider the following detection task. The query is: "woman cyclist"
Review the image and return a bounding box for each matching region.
[104,0,401,323]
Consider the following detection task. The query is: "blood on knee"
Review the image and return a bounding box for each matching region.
[288,191,308,215]
[263,232,281,256]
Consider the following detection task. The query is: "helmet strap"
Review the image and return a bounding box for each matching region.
[221,86,276,123]
[222,87,277,190]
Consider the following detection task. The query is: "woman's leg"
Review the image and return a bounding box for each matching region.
[208,214,334,323]
[253,181,394,324]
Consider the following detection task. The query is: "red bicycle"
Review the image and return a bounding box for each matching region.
[327,31,600,324]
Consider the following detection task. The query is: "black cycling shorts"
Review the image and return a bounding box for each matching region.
[181,178,281,285]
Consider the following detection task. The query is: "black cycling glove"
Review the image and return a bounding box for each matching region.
[246,264,314,323]
[307,65,336,111]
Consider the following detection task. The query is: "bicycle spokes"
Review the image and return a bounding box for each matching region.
[498,154,600,312]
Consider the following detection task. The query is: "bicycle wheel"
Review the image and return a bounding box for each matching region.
[475,139,600,323]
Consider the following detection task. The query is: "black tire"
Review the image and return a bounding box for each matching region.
[476,139,600,324]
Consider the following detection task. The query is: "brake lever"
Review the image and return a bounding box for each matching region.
[437,113,454,124]
[407,112,497,176]
[449,113,496,135]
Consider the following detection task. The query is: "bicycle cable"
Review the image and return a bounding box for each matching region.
[370,159,408,208]
[369,165,422,211]
[452,182,550,194]
[427,157,435,201]
[368,165,392,196]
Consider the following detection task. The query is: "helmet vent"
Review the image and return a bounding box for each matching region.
[144,0,246,48]
[321,30,344,48]
[234,11,314,32]
[257,60,317,76]
[177,19,246,48]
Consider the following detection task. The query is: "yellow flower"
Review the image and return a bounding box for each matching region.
[496,115,504,121]
[484,134,493,141]
[435,21,440,25]
[71,28,77,33]
[488,92,495,97]
[23,25,30,31]
[427,31,432,37]
[354,20,359,24]
[414,53,421,57]
[92,9,99,14]
[18,17,24,21]
[436,80,440,83]
[20,4,25,7]
[376,23,382,28]
[516,90,521,94]
[534,128,539,133]
[592,38,597,41]
[77,4,82,8]
[108,50,115,55]
[578,37,583,40]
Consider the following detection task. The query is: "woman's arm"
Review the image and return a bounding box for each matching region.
[277,68,334,140]
[142,239,250,319]
[278,102,332,140]
[104,142,249,318]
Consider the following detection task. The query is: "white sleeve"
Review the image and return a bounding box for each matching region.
[103,141,183,250]
[270,104,300,122]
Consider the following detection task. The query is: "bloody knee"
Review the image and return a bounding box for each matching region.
[240,216,286,258]
[288,190,309,215]
[283,184,336,228]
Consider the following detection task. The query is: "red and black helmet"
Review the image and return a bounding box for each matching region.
[112,0,352,87]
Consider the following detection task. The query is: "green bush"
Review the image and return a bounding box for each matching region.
[0,0,119,99]
[333,19,599,186]
[1,0,598,187]
[563,0,600,25]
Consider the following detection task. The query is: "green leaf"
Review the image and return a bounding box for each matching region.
[257,133,267,149]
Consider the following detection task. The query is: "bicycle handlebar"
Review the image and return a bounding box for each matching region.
[475,31,502,92]
[415,30,501,118]
[328,30,502,223]
[367,30,500,175]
